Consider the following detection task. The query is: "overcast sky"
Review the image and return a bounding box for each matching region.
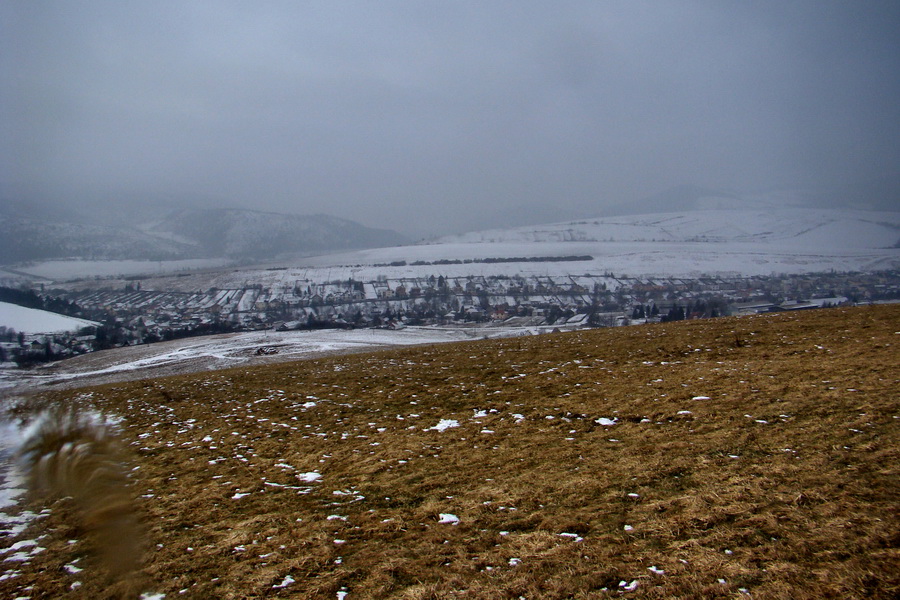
[2,1,899,236]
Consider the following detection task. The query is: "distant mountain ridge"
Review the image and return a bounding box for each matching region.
[144,208,408,259]
[0,215,198,263]
[0,204,408,264]
[601,181,898,217]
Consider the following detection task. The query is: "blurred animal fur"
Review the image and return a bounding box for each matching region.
[17,407,142,581]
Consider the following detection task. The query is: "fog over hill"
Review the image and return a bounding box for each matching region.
[144,208,408,259]
[599,182,900,219]
[431,180,900,235]
[5,2,900,239]
[0,212,199,263]
[0,201,408,264]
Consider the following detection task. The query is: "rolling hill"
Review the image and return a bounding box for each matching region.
[2,304,897,598]
[437,207,900,248]
[284,206,900,281]
[143,209,407,259]
[0,204,408,264]
[0,215,199,263]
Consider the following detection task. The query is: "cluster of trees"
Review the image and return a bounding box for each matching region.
[0,325,25,345]
[0,287,94,365]
[0,286,84,317]
[156,320,241,342]
[631,304,660,319]
[0,327,100,366]
[400,255,595,267]
[656,299,725,323]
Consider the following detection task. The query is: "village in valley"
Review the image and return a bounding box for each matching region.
[3,267,897,366]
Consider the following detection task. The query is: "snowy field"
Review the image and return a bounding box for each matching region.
[437,208,900,248]
[0,302,99,335]
[0,325,541,394]
[302,208,900,276]
[6,209,899,290]
[4,258,232,280]
[132,240,899,295]
[298,240,898,277]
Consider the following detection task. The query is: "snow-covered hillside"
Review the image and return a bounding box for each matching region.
[0,302,99,334]
[7,207,900,286]
[286,207,900,279]
[438,209,899,248]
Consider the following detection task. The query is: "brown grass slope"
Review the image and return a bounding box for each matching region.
[3,305,898,599]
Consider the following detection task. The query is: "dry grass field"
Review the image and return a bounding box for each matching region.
[2,305,898,599]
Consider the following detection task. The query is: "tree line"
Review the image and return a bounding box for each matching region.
[0,286,84,317]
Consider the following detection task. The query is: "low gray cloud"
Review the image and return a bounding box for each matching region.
[3,1,898,235]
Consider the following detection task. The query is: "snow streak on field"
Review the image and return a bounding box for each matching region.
[0,416,53,583]
[0,325,537,393]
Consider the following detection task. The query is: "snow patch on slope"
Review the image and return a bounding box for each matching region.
[0,302,99,334]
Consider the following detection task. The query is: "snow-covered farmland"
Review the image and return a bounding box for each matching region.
[439,209,900,249]
[0,302,99,334]
[82,208,895,294]
[8,208,899,288]
[4,258,232,280]
[295,208,900,278]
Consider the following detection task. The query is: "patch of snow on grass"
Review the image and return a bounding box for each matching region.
[273,575,295,589]
[63,560,83,574]
[0,418,42,544]
[428,419,460,432]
